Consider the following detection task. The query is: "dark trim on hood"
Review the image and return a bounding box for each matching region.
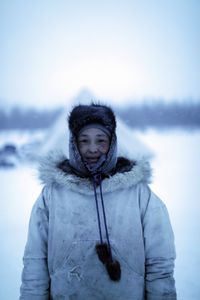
[57,156,136,178]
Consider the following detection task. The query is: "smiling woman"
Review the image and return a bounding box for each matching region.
[67,103,118,178]
[77,127,110,165]
[20,103,177,299]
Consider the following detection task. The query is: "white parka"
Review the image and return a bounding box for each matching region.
[20,153,177,300]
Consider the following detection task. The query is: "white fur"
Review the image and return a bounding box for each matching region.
[38,151,152,195]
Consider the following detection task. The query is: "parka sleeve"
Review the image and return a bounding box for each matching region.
[20,187,50,300]
[142,187,177,300]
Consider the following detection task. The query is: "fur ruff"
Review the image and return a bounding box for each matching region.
[38,151,152,195]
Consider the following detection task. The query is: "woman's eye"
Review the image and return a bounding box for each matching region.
[98,139,106,144]
[79,139,88,144]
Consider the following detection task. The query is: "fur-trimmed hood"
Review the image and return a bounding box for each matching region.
[38,151,152,195]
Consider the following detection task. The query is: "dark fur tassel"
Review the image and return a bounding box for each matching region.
[106,260,121,281]
[96,243,121,281]
[96,243,109,264]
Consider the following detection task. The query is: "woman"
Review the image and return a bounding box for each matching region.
[20,103,177,299]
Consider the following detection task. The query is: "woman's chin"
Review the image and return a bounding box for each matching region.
[86,159,99,164]
[88,162,98,167]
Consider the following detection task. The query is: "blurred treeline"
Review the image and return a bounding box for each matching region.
[115,101,200,130]
[0,107,62,130]
[0,101,200,130]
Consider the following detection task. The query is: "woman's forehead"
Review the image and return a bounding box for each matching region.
[78,127,108,137]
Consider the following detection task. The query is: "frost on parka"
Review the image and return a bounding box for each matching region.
[20,150,177,300]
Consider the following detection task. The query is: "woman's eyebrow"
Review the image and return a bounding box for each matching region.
[96,134,108,137]
[78,134,89,137]
[79,134,107,138]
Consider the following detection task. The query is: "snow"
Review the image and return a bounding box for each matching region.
[0,129,46,148]
[0,129,200,299]
[0,166,42,299]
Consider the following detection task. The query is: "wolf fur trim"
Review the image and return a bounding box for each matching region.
[38,151,152,195]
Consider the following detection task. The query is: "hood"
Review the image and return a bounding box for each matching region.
[38,151,152,195]
[68,103,118,177]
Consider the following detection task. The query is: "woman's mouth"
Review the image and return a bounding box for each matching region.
[85,157,99,163]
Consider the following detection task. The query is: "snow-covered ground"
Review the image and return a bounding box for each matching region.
[0,129,200,299]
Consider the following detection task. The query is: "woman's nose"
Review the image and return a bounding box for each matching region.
[89,142,98,152]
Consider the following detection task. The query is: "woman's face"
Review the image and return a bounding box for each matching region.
[77,127,110,165]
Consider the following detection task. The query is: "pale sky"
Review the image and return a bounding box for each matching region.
[1,0,200,108]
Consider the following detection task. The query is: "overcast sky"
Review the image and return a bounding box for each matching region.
[1,0,200,108]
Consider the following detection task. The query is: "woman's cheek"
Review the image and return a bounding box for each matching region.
[101,145,109,153]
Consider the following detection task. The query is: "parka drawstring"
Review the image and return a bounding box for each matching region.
[92,173,121,281]
[92,174,103,244]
